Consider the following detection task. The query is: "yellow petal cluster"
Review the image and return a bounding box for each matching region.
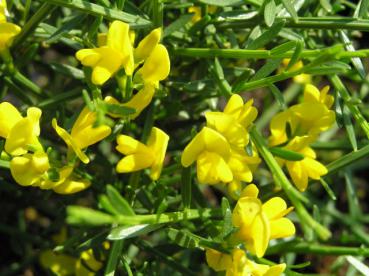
[206,248,286,276]
[278,136,328,191]
[269,84,334,191]
[116,127,169,180]
[40,230,109,275]
[0,102,91,194]
[232,184,295,257]
[182,94,260,197]
[52,107,112,164]
[0,0,21,52]
[270,85,335,146]
[76,20,170,87]
[76,20,170,120]
[0,102,43,156]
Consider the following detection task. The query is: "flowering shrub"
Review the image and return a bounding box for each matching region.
[1,0,369,275]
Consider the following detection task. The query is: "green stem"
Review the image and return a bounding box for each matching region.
[13,3,55,48]
[329,75,369,139]
[326,143,369,175]
[250,127,331,240]
[152,0,164,28]
[104,240,124,276]
[68,205,222,226]
[173,47,369,59]
[215,17,369,32]
[266,241,369,256]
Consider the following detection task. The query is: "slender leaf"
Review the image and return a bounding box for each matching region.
[264,0,276,27]
[108,224,163,240]
[281,0,298,21]
[106,185,136,216]
[246,20,285,50]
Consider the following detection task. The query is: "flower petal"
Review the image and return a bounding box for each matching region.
[250,212,270,258]
[116,153,154,173]
[262,197,287,220]
[240,184,259,198]
[138,44,170,85]
[135,27,161,62]
[53,178,91,194]
[146,127,169,180]
[116,135,150,155]
[205,249,232,272]
[232,197,261,228]
[122,84,156,119]
[52,118,90,164]
[197,151,233,184]
[270,217,296,239]
[0,102,22,138]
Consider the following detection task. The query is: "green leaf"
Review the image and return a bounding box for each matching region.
[354,0,369,19]
[181,166,192,209]
[102,102,136,117]
[281,0,298,21]
[41,0,152,29]
[270,41,297,56]
[106,185,135,216]
[342,104,358,151]
[48,63,84,79]
[320,0,332,12]
[198,0,243,6]
[66,206,114,226]
[246,19,285,50]
[249,58,282,81]
[46,14,86,43]
[163,14,194,37]
[319,178,337,201]
[99,195,119,215]
[105,240,124,276]
[269,147,305,161]
[167,228,198,248]
[264,0,276,27]
[339,30,366,79]
[221,197,233,239]
[108,224,163,240]
[286,39,304,70]
[269,84,287,110]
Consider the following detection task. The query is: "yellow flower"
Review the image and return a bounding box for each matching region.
[206,248,233,272]
[182,95,260,189]
[52,107,112,164]
[181,127,233,184]
[0,22,20,51]
[206,248,286,276]
[227,249,286,276]
[0,1,21,52]
[304,84,334,108]
[136,43,170,87]
[188,6,202,23]
[232,184,295,257]
[76,20,134,85]
[38,166,91,194]
[116,127,169,180]
[223,94,258,130]
[269,85,335,146]
[134,27,161,63]
[227,148,261,199]
[105,83,156,120]
[278,136,328,191]
[280,59,311,84]
[40,250,77,276]
[0,102,42,156]
[76,249,103,276]
[10,151,49,186]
